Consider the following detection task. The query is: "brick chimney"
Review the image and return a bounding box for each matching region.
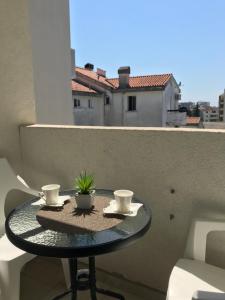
[118,66,130,88]
[84,63,94,71]
[97,68,106,77]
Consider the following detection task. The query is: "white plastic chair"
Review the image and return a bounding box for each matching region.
[166,217,225,300]
[0,158,71,298]
[0,158,40,300]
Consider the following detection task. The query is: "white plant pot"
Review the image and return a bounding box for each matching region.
[75,191,95,209]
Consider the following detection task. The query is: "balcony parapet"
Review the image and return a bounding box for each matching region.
[19,124,225,293]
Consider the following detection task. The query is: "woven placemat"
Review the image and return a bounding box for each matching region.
[36,196,124,234]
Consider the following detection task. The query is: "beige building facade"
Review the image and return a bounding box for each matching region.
[72,65,183,127]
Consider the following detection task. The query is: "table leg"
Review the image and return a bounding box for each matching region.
[53,256,125,300]
[69,258,78,300]
[89,257,97,300]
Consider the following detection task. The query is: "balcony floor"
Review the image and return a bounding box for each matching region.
[20,256,165,300]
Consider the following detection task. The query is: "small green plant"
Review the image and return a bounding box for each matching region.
[75,171,95,195]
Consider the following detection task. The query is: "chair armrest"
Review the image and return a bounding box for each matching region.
[184,218,225,261]
[192,291,225,300]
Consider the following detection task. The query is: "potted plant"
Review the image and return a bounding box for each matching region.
[75,171,95,209]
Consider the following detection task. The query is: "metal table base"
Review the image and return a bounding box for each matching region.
[52,257,125,300]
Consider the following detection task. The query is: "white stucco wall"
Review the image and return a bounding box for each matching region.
[106,79,179,127]
[111,91,163,126]
[0,0,74,169]
[0,0,36,171]
[110,93,124,125]
[125,91,163,126]
[103,92,112,126]
[73,95,104,125]
[20,125,225,292]
[28,0,73,125]
[167,111,187,126]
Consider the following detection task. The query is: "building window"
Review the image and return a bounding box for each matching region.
[105,96,110,105]
[88,99,93,109]
[175,93,181,100]
[74,98,80,108]
[128,96,136,111]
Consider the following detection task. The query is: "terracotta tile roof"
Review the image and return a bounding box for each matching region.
[76,67,114,88]
[107,74,172,89]
[76,67,172,90]
[71,80,97,94]
[186,117,201,125]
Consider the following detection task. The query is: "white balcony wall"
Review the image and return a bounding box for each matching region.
[0,0,73,171]
[0,0,36,171]
[0,0,73,214]
[28,0,73,125]
[20,125,225,292]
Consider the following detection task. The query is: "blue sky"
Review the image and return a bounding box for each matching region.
[69,0,225,105]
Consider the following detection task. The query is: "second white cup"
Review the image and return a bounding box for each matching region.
[114,190,133,213]
[40,184,60,205]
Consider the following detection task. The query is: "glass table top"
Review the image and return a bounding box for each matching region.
[6,189,151,258]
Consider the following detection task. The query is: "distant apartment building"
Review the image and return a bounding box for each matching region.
[200,107,219,122]
[219,91,225,121]
[180,101,208,106]
[197,101,210,108]
[179,102,194,111]
[178,101,220,125]
[72,64,182,127]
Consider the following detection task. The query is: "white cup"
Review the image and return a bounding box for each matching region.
[114,190,133,213]
[39,184,60,205]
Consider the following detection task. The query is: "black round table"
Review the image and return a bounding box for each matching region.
[5,189,151,300]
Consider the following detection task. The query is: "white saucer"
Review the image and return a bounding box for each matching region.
[32,195,71,207]
[44,202,64,208]
[103,200,143,217]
